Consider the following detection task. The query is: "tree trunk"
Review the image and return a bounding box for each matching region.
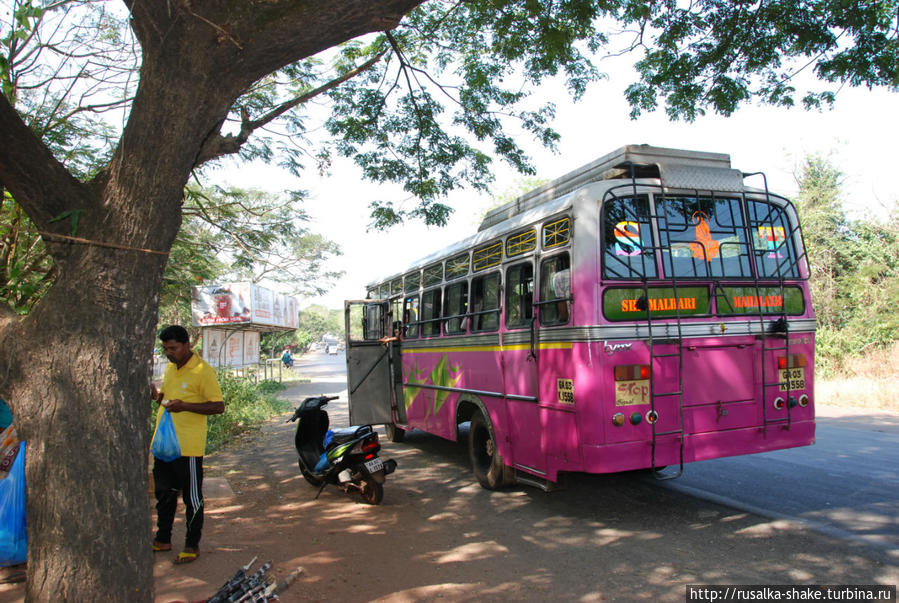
[0,1,425,598]
[13,240,167,600]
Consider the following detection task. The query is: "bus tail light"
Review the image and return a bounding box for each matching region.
[798,394,809,407]
[614,365,651,381]
[777,354,806,370]
[773,397,785,410]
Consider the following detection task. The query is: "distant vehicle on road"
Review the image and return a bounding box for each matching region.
[327,345,338,355]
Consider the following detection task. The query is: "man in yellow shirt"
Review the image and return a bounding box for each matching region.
[151,325,224,564]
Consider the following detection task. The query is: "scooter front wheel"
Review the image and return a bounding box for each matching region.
[360,476,383,505]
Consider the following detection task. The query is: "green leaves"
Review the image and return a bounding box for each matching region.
[48,209,83,236]
[323,1,612,224]
[0,191,54,314]
[4,0,897,237]
[622,0,899,120]
[795,154,899,375]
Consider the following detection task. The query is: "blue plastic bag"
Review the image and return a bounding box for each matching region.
[0,442,26,567]
[152,409,181,462]
[313,430,335,472]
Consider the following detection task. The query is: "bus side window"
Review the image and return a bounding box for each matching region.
[404,295,420,339]
[421,288,442,337]
[505,262,534,329]
[444,281,468,335]
[540,253,570,326]
[471,272,501,332]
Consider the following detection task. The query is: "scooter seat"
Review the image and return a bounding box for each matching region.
[326,425,373,448]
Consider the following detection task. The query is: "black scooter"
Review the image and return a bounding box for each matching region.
[288,395,397,505]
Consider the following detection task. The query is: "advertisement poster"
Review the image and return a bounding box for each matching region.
[202,329,260,368]
[243,331,259,365]
[191,283,298,329]
[226,334,243,366]
[202,330,223,366]
[252,286,275,325]
[191,283,252,326]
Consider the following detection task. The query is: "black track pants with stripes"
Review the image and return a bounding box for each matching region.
[153,456,204,549]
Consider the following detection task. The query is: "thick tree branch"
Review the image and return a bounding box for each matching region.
[195,50,386,166]
[129,0,424,87]
[0,94,92,231]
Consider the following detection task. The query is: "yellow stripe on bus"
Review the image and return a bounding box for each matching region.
[403,342,573,354]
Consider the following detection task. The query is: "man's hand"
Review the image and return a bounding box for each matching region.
[151,383,161,403]
[163,399,186,412]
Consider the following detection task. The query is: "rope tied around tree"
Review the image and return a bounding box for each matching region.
[37,231,170,256]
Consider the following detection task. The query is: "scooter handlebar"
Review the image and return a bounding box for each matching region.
[288,395,340,421]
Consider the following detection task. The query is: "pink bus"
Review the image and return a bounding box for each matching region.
[344,145,815,490]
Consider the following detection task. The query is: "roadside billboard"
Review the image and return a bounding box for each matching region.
[191,282,298,329]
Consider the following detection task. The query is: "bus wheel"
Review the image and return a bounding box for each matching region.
[385,423,405,443]
[468,411,509,490]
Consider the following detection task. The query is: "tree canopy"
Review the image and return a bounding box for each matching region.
[796,155,899,374]
[0,0,896,599]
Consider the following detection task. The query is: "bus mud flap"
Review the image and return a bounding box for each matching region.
[513,469,567,492]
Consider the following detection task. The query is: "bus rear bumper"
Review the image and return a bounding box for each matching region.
[577,420,816,475]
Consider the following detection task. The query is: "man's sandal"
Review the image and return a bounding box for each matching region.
[173,550,200,564]
[152,541,172,552]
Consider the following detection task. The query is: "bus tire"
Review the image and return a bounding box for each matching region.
[468,411,510,490]
[385,423,405,443]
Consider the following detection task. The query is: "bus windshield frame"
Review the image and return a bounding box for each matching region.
[601,188,807,283]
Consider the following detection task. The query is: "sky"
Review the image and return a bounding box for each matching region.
[220,59,899,311]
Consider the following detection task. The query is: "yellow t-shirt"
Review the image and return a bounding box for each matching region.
[153,353,223,457]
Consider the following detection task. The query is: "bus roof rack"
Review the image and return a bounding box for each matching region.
[478,144,735,231]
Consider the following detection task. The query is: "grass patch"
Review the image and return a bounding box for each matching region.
[150,369,299,456]
[816,342,899,413]
[206,372,292,452]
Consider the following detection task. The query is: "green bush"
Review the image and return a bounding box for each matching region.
[206,371,291,452]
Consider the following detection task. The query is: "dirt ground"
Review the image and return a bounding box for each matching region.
[0,381,896,602]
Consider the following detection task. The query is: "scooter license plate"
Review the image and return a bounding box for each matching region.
[364,457,383,473]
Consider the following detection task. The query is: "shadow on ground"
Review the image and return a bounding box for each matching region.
[146,382,898,602]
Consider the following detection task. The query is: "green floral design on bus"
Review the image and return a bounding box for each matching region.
[403,355,463,417]
[404,363,428,411]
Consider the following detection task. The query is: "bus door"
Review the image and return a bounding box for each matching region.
[344,300,405,426]
[503,261,545,475]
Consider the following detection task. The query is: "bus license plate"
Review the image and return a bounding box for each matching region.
[364,457,383,473]
[778,368,805,391]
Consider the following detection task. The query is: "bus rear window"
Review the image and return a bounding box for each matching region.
[602,196,657,279]
[657,196,752,278]
[746,200,802,279]
[603,287,710,321]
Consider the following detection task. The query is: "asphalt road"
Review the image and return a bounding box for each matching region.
[662,410,899,559]
[295,350,899,563]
